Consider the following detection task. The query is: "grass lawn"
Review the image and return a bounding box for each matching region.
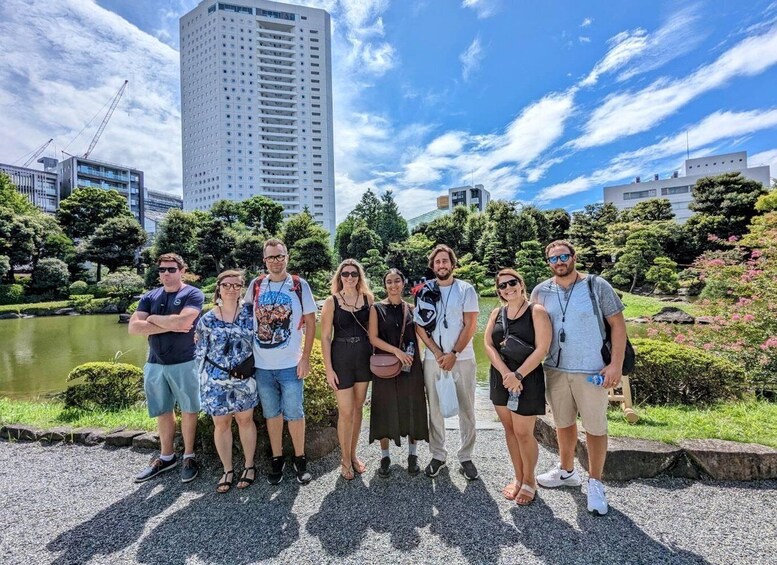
[608,400,777,448]
[620,292,704,318]
[0,398,156,432]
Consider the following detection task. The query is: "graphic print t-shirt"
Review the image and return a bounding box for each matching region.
[243,274,317,370]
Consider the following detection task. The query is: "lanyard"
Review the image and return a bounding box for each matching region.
[554,275,579,344]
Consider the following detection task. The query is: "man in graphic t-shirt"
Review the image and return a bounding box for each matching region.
[416,244,480,481]
[129,253,204,484]
[244,238,317,485]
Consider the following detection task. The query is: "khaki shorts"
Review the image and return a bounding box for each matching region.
[544,368,608,436]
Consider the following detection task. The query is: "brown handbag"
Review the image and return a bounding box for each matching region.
[369,302,409,379]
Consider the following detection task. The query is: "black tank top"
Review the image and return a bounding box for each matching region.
[333,295,370,339]
[490,303,540,373]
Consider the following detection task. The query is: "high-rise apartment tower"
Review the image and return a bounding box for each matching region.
[180,0,336,233]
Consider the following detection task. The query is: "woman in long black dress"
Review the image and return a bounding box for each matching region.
[321,259,373,480]
[368,268,429,477]
[484,268,551,506]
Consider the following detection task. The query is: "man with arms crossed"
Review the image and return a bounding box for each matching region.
[244,239,317,485]
[417,245,480,480]
[129,253,204,483]
[530,240,627,515]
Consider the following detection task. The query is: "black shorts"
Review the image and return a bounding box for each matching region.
[489,367,546,416]
[332,339,372,390]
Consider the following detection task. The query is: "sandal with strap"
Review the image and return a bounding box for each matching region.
[516,483,537,506]
[217,470,234,494]
[340,461,354,480]
[502,481,520,500]
[237,466,256,489]
[351,457,366,475]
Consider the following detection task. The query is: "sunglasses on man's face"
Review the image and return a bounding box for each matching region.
[497,279,520,290]
[341,271,359,278]
[157,267,179,274]
[547,254,572,264]
[220,283,243,290]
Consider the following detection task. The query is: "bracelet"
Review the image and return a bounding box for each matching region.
[513,371,524,381]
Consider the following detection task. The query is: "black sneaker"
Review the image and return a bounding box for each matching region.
[424,458,446,478]
[134,455,178,483]
[181,457,199,483]
[460,460,479,481]
[293,455,312,484]
[268,456,285,485]
[407,455,420,476]
[378,456,391,478]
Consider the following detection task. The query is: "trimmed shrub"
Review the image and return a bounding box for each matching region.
[69,281,89,295]
[0,284,24,305]
[68,294,95,312]
[64,362,144,410]
[126,299,140,315]
[629,338,747,405]
[29,258,70,295]
[303,340,338,426]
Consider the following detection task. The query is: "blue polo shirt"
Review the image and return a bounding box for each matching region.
[137,285,204,365]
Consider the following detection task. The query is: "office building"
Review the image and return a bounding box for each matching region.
[180,0,336,234]
[604,152,771,222]
[406,184,491,231]
[0,161,59,213]
[58,156,145,223]
[144,189,184,233]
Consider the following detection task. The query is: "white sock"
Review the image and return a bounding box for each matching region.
[183,452,195,460]
[408,443,417,456]
[159,453,175,462]
[381,448,390,458]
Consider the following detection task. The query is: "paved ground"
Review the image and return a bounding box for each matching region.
[1,428,775,565]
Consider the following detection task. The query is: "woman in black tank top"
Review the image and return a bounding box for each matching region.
[321,259,374,480]
[484,268,552,506]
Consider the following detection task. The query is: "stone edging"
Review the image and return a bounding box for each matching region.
[534,415,777,481]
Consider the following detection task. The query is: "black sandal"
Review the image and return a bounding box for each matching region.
[217,470,234,494]
[238,466,256,489]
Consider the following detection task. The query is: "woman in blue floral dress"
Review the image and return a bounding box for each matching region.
[195,269,258,492]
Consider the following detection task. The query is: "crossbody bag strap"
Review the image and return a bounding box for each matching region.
[586,274,607,340]
[344,297,373,353]
[500,306,509,340]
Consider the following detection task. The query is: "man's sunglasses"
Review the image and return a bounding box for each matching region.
[265,254,287,263]
[497,279,520,290]
[547,254,572,264]
[341,271,359,278]
[219,283,243,290]
[157,267,179,273]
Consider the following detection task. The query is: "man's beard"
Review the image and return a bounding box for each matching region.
[436,270,452,281]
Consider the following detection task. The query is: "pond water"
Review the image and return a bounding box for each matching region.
[0,297,646,400]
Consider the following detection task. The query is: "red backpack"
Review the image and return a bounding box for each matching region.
[252,274,306,330]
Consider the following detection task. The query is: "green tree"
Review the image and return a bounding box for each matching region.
[288,237,333,280]
[689,172,768,238]
[0,255,10,281]
[0,172,37,215]
[85,217,147,279]
[376,190,409,249]
[197,217,238,276]
[543,208,571,242]
[645,256,679,294]
[334,217,359,260]
[514,240,548,293]
[519,206,551,245]
[0,208,37,282]
[455,253,487,292]
[385,232,433,282]
[282,210,329,250]
[568,202,620,272]
[33,215,74,265]
[347,225,382,260]
[210,199,243,226]
[608,228,663,292]
[463,211,488,256]
[755,189,777,213]
[57,187,133,240]
[151,209,199,263]
[423,206,473,250]
[349,188,382,228]
[622,198,675,222]
[98,270,145,298]
[477,200,538,274]
[241,195,284,234]
[360,248,388,293]
[233,232,266,273]
[29,257,70,295]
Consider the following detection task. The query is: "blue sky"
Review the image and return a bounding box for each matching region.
[1,0,776,222]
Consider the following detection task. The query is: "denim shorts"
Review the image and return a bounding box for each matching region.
[144,361,201,417]
[255,366,304,420]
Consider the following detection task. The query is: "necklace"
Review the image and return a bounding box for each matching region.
[438,282,454,329]
[217,304,239,324]
[507,299,528,319]
[265,277,288,308]
[338,291,361,311]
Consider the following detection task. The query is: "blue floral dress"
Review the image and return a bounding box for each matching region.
[195,304,258,416]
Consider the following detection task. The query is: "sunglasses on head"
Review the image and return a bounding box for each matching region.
[341,271,359,278]
[497,279,520,290]
[547,254,572,264]
[157,267,179,274]
[219,283,243,290]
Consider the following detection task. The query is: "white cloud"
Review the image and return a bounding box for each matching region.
[580,17,593,28]
[579,36,591,44]
[461,0,500,19]
[580,29,649,87]
[749,149,777,182]
[460,37,484,81]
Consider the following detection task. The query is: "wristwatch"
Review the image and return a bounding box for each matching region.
[451,349,459,356]
[514,370,524,381]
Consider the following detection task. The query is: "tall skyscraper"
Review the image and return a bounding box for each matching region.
[180,0,336,234]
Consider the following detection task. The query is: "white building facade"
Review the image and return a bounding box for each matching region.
[604,152,771,222]
[0,161,59,213]
[180,0,336,234]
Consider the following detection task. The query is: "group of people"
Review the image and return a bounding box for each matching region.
[128,238,627,516]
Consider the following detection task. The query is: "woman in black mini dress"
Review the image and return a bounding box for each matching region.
[484,268,551,506]
[368,268,429,478]
[321,259,373,480]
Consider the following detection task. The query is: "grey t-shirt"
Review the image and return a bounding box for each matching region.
[530,274,624,374]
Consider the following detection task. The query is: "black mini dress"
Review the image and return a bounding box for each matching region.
[331,295,372,390]
[489,303,546,416]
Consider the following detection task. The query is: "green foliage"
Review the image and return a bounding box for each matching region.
[755,190,777,212]
[69,281,89,295]
[209,199,243,226]
[0,255,9,280]
[543,208,571,242]
[645,256,679,294]
[64,362,145,410]
[29,258,70,295]
[282,210,329,250]
[288,237,333,280]
[689,173,768,238]
[303,341,338,425]
[347,225,382,260]
[151,209,199,262]
[520,206,552,245]
[97,271,145,298]
[334,217,358,260]
[629,338,747,405]
[421,206,472,250]
[621,198,675,222]
[0,284,24,305]
[196,217,238,276]
[608,228,663,291]
[361,248,388,293]
[385,232,433,282]
[0,398,156,432]
[85,216,147,276]
[514,240,548,293]
[241,195,284,234]
[0,171,37,214]
[568,202,619,271]
[477,200,538,274]
[233,232,266,273]
[0,207,37,279]
[57,187,133,240]
[68,294,95,312]
[341,189,409,254]
[677,268,704,296]
[126,299,140,315]
[376,190,409,249]
[455,253,487,292]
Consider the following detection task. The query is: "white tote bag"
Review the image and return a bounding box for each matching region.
[435,370,459,418]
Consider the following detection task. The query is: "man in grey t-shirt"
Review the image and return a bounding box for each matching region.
[530,240,627,516]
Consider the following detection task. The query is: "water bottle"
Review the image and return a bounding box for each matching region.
[587,374,605,386]
[507,390,521,411]
[401,342,415,372]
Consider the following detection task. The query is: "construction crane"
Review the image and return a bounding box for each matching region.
[83,80,128,159]
[18,138,53,167]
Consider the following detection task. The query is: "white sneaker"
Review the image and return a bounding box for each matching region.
[587,478,608,516]
[536,464,583,488]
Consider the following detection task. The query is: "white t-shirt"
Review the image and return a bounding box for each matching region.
[243,274,317,370]
[424,278,480,361]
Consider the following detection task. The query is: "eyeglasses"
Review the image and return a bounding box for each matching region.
[219,283,243,290]
[157,267,179,274]
[265,254,287,263]
[497,279,520,290]
[548,254,572,264]
[341,271,359,278]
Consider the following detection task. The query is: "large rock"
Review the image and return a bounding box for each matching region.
[0,312,22,320]
[651,307,695,324]
[105,429,145,447]
[576,436,682,480]
[68,428,105,445]
[679,439,777,481]
[37,428,71,443]
[133,432,161,450]
[1,424,40,441]
[118,313,131,323]
[53,308,77,316]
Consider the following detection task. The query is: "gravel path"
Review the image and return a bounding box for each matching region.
[1,430,775,565]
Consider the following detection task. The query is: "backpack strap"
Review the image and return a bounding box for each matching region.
[291,274,305,330]
[586,275,607,340]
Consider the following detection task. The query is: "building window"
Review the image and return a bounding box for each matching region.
[661,186,690,196]
[623,189,657,200]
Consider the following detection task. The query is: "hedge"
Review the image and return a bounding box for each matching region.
[629,338,748,405]
[64,362,145,410]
